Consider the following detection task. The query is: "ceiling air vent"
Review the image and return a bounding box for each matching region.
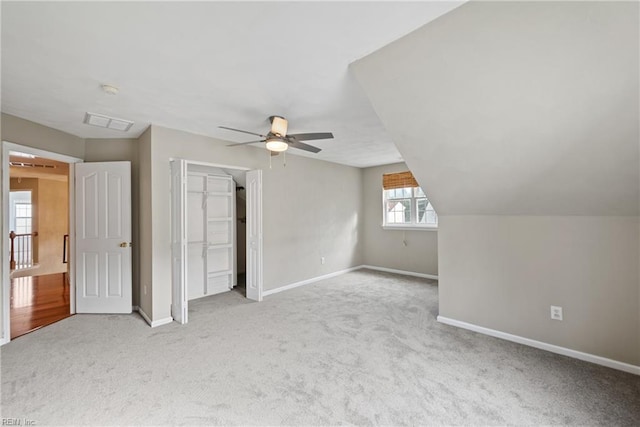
[83,112,134,132]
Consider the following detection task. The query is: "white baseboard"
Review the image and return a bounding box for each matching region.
[361,265,438,280]
[263,265,437,297]
[437,316,640,376]
[0,337,8,346]
[137,306,173,328]
[263,266,363,297]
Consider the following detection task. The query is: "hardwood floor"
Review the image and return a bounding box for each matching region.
[10,273,71,339]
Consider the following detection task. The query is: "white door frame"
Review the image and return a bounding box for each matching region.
[169,158,263,323]
[1,141,82,345]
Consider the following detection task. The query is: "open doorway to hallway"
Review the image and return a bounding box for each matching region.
[8,152,70,338]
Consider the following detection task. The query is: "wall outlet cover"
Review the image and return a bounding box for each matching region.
[550,305,563,321]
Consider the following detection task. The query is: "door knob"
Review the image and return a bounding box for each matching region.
[119,242,127,248]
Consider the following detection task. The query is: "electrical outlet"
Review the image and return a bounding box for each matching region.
[550,305,563,321]
[321,257,325,265]
[144,285,148,295]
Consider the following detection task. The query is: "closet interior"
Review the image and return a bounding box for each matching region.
[185,164,237,300]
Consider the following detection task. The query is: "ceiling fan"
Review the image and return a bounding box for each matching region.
[220,116,333,155]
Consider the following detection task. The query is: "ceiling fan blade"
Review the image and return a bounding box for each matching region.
[219,126,266,138]
[226,140,265,147]
[287,132,333,141]
[288,141,322,153]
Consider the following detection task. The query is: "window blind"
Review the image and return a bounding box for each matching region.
[382,171,418,190]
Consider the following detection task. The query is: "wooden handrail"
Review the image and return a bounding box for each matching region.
[9,231,37,271]
[9,231,16,270]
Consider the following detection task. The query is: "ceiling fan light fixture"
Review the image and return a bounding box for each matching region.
[270,116,288,137]
[265,137,288,152]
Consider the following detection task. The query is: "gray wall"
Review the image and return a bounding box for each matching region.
[352,1,640,366]
[352,2,639,217]
[138,128,153,318]
[362,162,437,275]
[85,138,140,308]
[439,216,639,365]
[144,125,364,321]
[2,113,85,159]
[1,113,85,341]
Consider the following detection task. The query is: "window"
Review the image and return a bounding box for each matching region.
[382,171,437,229]
[9,191,33,234]
[15,203,33,234]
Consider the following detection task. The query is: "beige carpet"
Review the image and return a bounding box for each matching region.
[1,269,638,425]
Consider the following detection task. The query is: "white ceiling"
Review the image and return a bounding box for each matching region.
[1,1,463,168]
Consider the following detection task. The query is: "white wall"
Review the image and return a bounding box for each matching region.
[439,216,639,366]
[362,162,437,275]
[144,125,363,321]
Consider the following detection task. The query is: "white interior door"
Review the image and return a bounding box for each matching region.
[246,169,263,301]
[75,161,132,313]
[171,159,188,324]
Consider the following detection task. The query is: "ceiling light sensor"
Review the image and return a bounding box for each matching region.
[101,84,119,95]
[84,112,134,132]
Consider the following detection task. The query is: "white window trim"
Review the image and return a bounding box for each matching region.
[381,187,438,231]
[382,225,438,232]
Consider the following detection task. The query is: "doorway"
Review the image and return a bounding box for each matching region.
[9,152,70,338]
[2,141,82,344]
[170,159,263,324]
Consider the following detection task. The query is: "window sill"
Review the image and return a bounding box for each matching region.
[382,225,438,232]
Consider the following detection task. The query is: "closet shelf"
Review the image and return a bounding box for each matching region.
[208,243,232,249]
[187,241,232,248]
[186,191,232,196]
[208,269,233,278]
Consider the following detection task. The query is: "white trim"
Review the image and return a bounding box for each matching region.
[151,317,174,328]
[382,225,437,232]
[168,158,251,171]
[263,266,363,297]
[137,307,152,325]
[69,162,77,315]
[3,142,83,164]
[2,141,82,345]
[263,265,438,297]
[0,337,9,346]
[361,265,438,280]
[2,145,10,344]
[136,306,173,328]
[437,316,640,376]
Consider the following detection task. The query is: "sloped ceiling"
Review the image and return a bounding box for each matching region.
[352,1,639,215]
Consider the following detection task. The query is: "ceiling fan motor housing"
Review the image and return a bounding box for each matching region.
[269,115,288,137]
